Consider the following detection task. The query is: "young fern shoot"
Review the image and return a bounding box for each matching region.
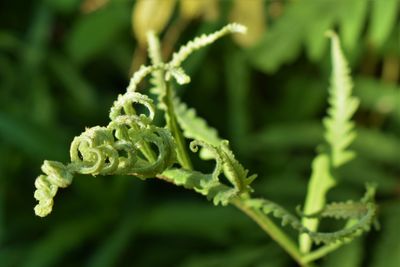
[300,31,362,253]
[33,24,377,267]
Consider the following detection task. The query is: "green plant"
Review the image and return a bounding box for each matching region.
[33,23,377,266]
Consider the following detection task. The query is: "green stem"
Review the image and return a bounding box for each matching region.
[231,197,314,267]
[147,32,192,170]
[157,171,317,266]
[302,243,341,263]
[165,81,192,170]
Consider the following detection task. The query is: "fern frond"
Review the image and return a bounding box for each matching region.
[324,31,360,167]
[246,185,377,245]
[34,161,74,217]
[159,139,257,205]
[169,23,247,67]
[219,141,257,193]
[34,91,176,217]
[160,168,236,206]
[300,32,360,252]
[127,64,163,92]
[298,201,368,220]
[174,97,221,159]
[190,140,256,197]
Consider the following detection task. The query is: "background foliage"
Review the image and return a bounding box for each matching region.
[0,0,399,266]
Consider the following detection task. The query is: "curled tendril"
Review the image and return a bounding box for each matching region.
[190,140,222,181]
[126,63,190,93]
[34,161,74,217]
[169,23,247,68]
[189,140,256,205]
[109,92,155,123]
[34,91,176,217]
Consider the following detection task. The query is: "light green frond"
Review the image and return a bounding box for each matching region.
[246,185,377,245]
[219,141,257,193]
[324,31,360,167]
[34,161,74,217]
[34,91,176,217]
[174,97,221,159]
[127,64,162,92]
[300,32,360,253]
[189,139,256,197]
[169,23,247,67]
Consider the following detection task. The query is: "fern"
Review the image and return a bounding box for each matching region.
[34,92,176,217]
[300,31,361,253]
[324,31,359,167]
[247,184,376,245]
[33,24,378,266]
[173,97,221,159]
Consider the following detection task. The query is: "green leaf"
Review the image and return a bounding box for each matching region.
[248,3,303,73]
[305,13,334,62]
[66,5,130,64]
[354,77,400,123]
[338,0,368,51]
[369,0,399,49]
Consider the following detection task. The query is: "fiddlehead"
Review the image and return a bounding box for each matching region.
[34,161,74,217]
[33,23,248,217]
[34,91,176,217]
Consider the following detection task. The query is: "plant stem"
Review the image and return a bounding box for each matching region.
[147,31,192,170]
[157,170,316,266]
[165,81,193,170]
[231,197,314,267]
[302,242,341,263]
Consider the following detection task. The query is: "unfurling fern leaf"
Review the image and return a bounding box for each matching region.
[187,140,256,204]
[34,92,176,217]
[33,23,247,217]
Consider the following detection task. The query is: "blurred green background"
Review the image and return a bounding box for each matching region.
[0,0,399,266]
